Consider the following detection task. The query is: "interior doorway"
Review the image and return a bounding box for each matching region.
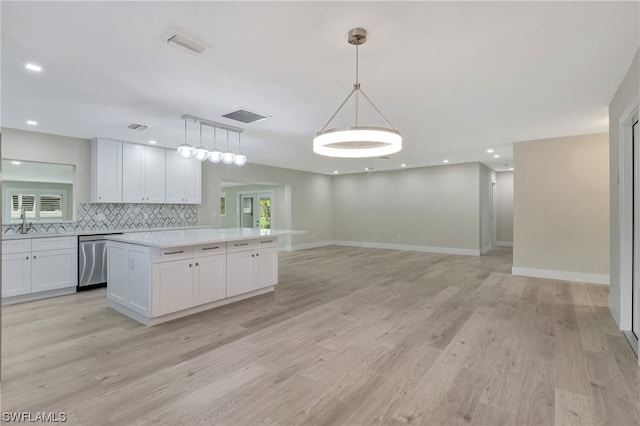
[239,192,272,230]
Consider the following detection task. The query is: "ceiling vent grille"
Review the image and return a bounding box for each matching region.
[166,33,206,55]
[222,108,269,124]
[126,123,149,131]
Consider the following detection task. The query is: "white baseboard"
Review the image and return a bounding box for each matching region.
[511,266,610,285]
[495,241,513,247]
[333,240,480,256]
[480,245,492,254]
[289,241,336,251]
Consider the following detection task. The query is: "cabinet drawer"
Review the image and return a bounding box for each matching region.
[32,236,77,252]
[226,240,255,253]
[153,247,193,263]
[256,237,278,249]
[2,239,32,254]
[192,242,226,258]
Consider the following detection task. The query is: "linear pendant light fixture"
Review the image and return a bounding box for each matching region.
[176,114,247,166]
[314,28,402,158]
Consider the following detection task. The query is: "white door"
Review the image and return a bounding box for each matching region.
[193,254,227,305]
[128,247,150,315]
[153,259,193,316]
[226,251,255,297]
[633,119,639,338]
[240,192,272,229]
[93,139,123,202]
[184,160,201,204]
[1,254,31,297]
[255,247,278,290]
[122,143,145,203]
[107,244,128,303]
[165,152,186,203]
[145,146,166,203]
[31,249,77,292]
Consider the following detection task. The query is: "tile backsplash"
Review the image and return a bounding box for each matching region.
[2,203,198,235]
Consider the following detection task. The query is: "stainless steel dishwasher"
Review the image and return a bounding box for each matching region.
[78,233,122,291]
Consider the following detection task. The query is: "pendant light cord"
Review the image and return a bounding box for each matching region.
[355,41,359,126]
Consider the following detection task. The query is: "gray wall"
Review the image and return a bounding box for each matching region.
[608,48,639,327]
[513,133,610,283]
[199,162,333,250]
[1,128,91,213]
[331,163,482,254]
[496,171,514,244]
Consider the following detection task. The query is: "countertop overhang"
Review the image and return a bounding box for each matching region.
[104,228,305,249]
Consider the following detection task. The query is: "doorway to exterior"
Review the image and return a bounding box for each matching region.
[240,192,272,230]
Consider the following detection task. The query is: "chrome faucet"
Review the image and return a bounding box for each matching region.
[20,206,32,234]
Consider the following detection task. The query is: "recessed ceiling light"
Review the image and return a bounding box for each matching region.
[25,63,42,72]
[443,159,449,163]
[149,140,157,144]
[509,167,514,171]
[400,163,407,168]
[487,149,494,153]
[333,170,339,174]
[494,154,500,158]
[11,161,21,165]
[26,120,38,126]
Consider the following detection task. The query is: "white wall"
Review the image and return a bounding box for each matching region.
[512,133,610,284]
[609,48,639,328]
[199,162,333,250]
[1,128,91,215]
[496,171,514,245]
[331,163,482,255]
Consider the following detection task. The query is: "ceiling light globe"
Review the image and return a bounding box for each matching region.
[192,146,208,161]
[234,153,247,166]
[208,149,222,163]
[221,151,235,165]
[177,143,194,159]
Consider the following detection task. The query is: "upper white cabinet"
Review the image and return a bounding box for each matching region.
[91,138,123,203]
[92,140,200,204]
[122,144,166,203]
[165,151,202,204]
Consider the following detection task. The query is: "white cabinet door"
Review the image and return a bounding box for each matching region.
[165,152,186,204]
[256,247,278,290]
[128,247,150,315]
[2,253,31,297]
[184,159,202,204]
[91,138,123,203]
[153,259,193,316]
[145,145,166,203]
[194,254,226,305]
[226,251,255,297]
[107,244,128,304]
[31,248,77,292]
[122,143,146,203]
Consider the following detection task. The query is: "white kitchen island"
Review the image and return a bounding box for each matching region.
[105,228,302,326]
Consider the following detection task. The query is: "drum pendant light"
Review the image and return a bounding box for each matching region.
[313,28,402,158]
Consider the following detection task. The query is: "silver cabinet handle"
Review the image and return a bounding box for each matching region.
[260,240,273,244]
[234,243,249,247]
[164,250,184,255]
[201,246,219,251]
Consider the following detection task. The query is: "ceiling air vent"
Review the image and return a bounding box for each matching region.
[166,33,206,55]
[126,123,149,131]
[222,108,268,124]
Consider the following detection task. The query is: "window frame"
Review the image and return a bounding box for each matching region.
[5,187,68,223]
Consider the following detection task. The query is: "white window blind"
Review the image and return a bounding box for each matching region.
[40,194,64,219]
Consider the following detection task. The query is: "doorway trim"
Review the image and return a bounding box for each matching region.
[236,190,274,229]
[618,96,639,356]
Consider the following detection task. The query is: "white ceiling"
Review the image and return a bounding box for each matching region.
[2,1,638,175]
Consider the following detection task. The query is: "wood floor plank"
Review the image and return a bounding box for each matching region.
[2,246,638,426]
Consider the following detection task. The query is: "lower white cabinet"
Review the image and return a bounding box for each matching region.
[107,236,277,324]
[2,237,77,300]
[107,243,150,316]
[227,246,278,298]
[2,253,32,297]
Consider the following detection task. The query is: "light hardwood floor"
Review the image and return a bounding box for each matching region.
[2,246,639,425]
